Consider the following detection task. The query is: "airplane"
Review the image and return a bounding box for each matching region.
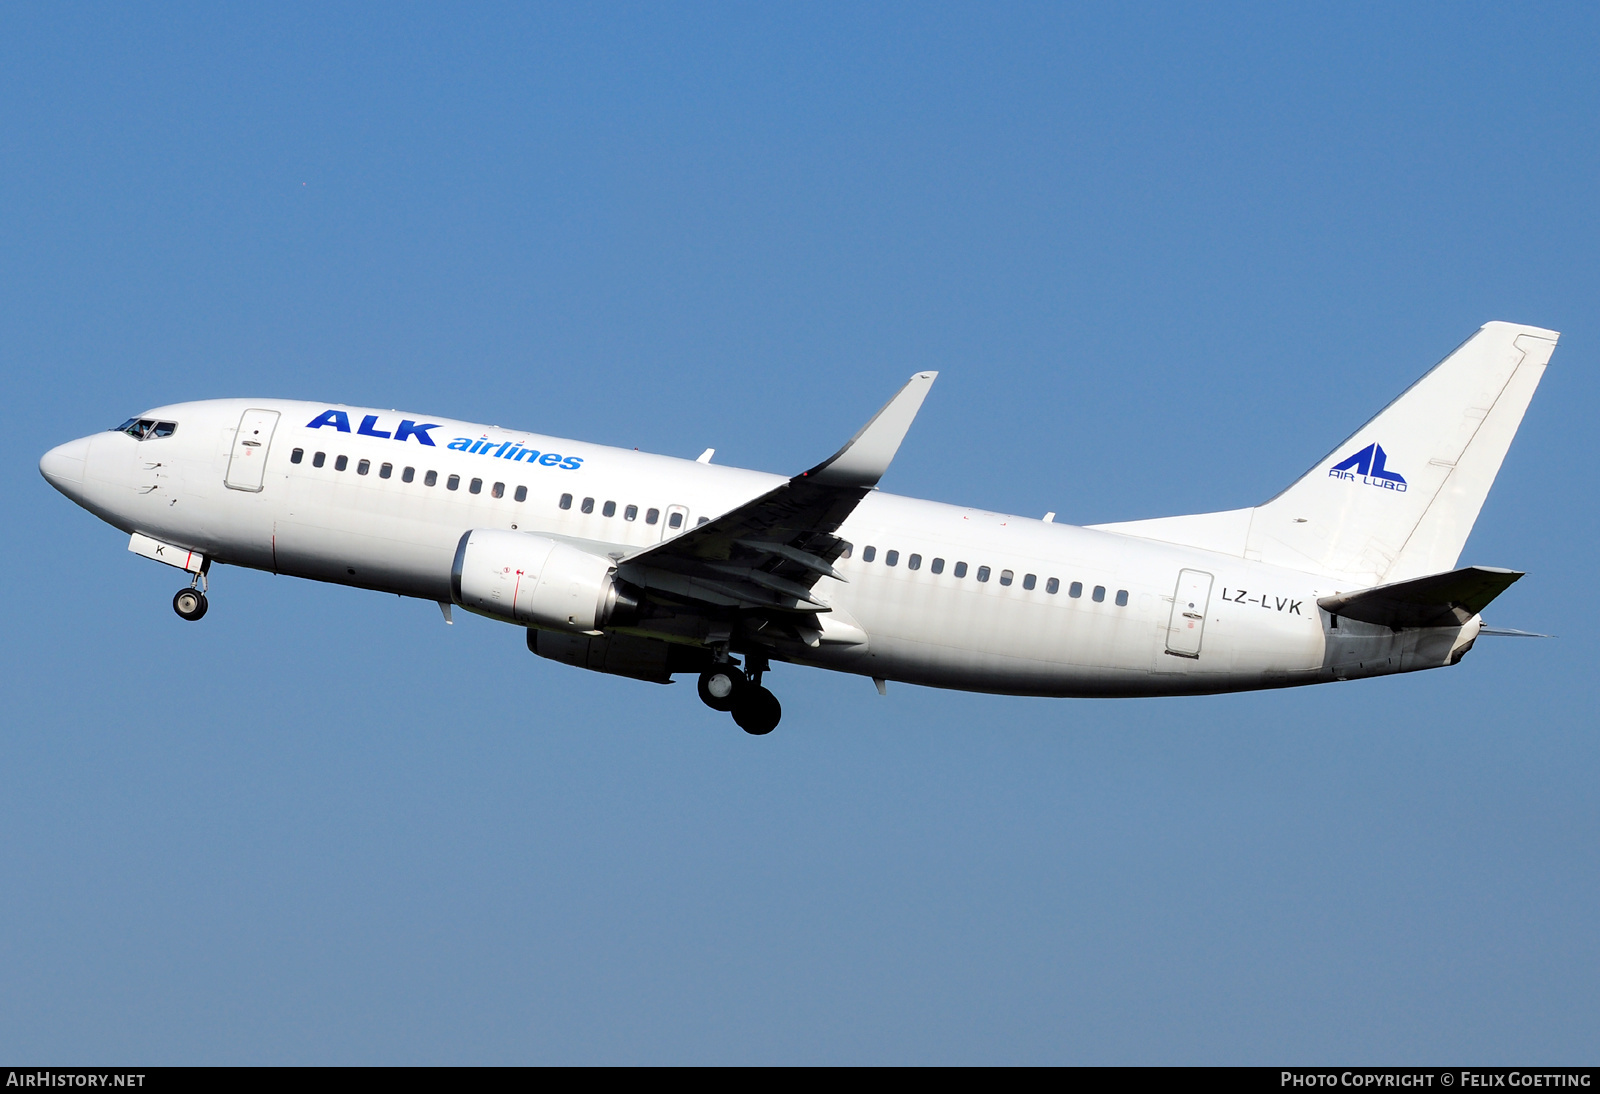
[39,321,1557,735]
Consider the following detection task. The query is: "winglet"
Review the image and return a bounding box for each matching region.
[802,372,937,488]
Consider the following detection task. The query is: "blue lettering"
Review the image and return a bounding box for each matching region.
[1331,443,1375,477]
[357,414,391,439]
[394,420,439,446]
[448,438,472,452]
[307,410,351,432]
[515,449,539,463]
[539,452,562,466]
[560,456,583,470]
[493,441,512,457]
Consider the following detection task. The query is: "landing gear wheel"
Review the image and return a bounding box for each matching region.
[173,588,208,621]
[698,666,745,712]
[732,685,781,735]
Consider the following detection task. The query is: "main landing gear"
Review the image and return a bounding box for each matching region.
[698,658,782,735]
[173,569,209,622]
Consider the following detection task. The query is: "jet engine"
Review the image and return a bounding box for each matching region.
[451,529,637,632]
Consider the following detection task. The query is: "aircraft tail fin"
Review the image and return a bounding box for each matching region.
[1091,322,1558,585]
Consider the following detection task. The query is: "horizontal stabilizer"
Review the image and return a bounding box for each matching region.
[1317,565,1523,629]
[1477,627,1552,638]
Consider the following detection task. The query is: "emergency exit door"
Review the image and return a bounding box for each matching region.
[1165,569,1214,659]
[225,409,281,492]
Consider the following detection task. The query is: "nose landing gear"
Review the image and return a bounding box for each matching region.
[697,656,782,735]
[173,567,209,621]
[173,587,208,621]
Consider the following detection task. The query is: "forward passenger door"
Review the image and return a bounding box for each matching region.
[225,409,281,492]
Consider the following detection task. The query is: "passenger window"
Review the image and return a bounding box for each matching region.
[839,543,852,559]
[977,566,991,582]
[379,463,392,479]
[1069,581,1083,598]
[1023,573,1036,590]
[357,459,370,475]
[514,485,527,502]
[313,452,326,468]
[668,511,684,529]
[560,493,573,510]
[624,504,637,521]
[335,455,348,471]
[908,554,921,570]
[697,517,709,526]
[885,550,899,567]
[581,497,594,514]
[424,470,438,486]
[862,546,876,562]
[492,482,504,499]
[931,557,944,574]
[603,501,616,517]
[1116,589,1129,607]
[1092,585,1106,602]
[403,466,415,483]
[999,569,1013,586]
[954,561,968,578]
[447,474,460,491]
[1046,577,1059,594]
[469,478,482,494]
[646,508,659,525]
[290,448,304,464]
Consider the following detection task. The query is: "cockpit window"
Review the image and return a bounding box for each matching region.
[112,418,177,440]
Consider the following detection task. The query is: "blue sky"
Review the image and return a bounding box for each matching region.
[3,3,1597,1064]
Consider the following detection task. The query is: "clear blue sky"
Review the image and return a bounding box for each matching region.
[4,3,1597,1064]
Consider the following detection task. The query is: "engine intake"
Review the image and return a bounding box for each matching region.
[451,529,635,632]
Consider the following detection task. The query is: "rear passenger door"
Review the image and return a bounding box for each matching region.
[1164,569,1214,659]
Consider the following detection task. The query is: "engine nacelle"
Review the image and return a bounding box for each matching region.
[451,529,634,632]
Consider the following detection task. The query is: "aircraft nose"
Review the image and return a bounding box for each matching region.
[40,435,92,495]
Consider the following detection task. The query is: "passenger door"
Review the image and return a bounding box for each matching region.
[225,409,280,492]
[1164,569,1214,659]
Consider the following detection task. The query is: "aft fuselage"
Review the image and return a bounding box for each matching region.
[40,399,1478,697]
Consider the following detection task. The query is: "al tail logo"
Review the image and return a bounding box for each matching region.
[1329,443,1407,492]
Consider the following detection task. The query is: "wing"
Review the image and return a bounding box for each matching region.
[616,372,936,637]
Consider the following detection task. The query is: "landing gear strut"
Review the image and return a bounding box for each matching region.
[697,656,782,735]
[173,567,209,622]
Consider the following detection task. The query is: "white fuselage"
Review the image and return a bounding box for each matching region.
[42,398,1479,697]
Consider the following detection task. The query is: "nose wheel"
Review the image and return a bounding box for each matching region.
[173,587,208,621]
[697,661,782,735]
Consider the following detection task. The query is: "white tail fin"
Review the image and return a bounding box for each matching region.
[1092,322,1559,585]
